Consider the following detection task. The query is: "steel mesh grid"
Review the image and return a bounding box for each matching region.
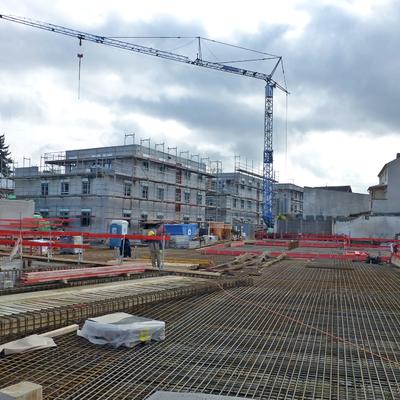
[1,260,400,399]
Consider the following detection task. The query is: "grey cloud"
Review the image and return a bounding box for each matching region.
[1,2,400,185]
[0,96,44,122]
[280,3,400,134]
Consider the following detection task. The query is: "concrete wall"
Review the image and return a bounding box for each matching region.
[0,199,34,220]
[303,188,370,218]
[275,218,333,235]
[334,215,400,239]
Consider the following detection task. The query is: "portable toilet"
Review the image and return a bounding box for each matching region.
[109,220,129,248]
[186,223,198,238]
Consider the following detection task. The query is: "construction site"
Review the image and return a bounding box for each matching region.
[1,9,400,400]
[0,219,400,399]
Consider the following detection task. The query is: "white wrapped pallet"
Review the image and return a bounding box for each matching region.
[77,312,165,348]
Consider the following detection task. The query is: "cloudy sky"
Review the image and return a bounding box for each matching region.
[1,0,399,193]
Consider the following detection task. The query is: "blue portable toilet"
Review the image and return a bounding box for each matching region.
[109,220,129,248]
[186,223,198,238]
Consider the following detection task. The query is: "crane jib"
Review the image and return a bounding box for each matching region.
[0,13,288,228]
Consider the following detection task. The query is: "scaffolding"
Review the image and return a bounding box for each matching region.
[205,156,264,229]
[14,138,214,232]
[13,137,272,233]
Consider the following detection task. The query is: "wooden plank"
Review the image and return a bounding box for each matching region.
[40,324,78,338]
[146,267,220,277]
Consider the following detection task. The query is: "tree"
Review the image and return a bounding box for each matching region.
[0,134,13,177]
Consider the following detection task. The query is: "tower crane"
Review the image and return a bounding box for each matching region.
[0,14,289,227]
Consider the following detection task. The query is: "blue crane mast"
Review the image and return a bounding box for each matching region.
[0,14,288,227]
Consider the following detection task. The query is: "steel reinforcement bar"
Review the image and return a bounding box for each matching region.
[0,268,221,296]
[0,276,251,340]
[0,270,165,296]
[1,260,400,399]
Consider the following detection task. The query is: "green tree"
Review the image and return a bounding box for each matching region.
[0,134,13,176]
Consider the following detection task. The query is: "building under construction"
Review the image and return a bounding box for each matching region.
[13,143,266,236]
[14,143,211,232]
[206,160,263,226]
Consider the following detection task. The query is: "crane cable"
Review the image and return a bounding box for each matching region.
[285,93,288,181]
[77,38,83,100]
[280,59,288,180]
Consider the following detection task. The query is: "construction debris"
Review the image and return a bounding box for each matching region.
[206,253,286,275]
[0,324,78,356]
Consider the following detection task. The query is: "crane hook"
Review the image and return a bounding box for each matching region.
[77,38,84,100]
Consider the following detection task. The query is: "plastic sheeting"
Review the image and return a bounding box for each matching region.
[77,312,165,348]
[0,335,56,356]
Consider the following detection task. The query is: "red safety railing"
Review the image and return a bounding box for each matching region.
[251,240,290,247]
[0,239,91,249]
[0,229,169,241]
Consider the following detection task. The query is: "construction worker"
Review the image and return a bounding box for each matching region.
[147,230,162,269]
[119,237,131,258]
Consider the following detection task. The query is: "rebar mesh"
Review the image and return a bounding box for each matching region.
[1,260,399,399]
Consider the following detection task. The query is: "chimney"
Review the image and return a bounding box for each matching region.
[397,153,400,159]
